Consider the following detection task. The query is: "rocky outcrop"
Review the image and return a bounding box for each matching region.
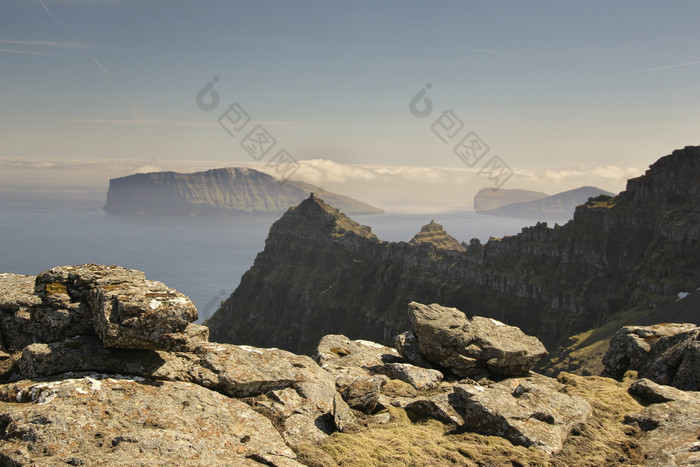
[104,167,382,216]
[2,271,698,465]
[0,265,349,465]
[603,323,700,390]
[406,302,547,378]
[476,186,616,220]
[208,146,700,357]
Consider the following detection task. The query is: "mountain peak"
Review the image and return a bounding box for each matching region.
[410,220,465,251]
[284,194,377,240]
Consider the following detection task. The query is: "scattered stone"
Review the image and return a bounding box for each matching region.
[333,392,359,432]
[370,411,392,425]
[603,323,700,390]
[628,378,695,404]
[393,331,432,368]
[375,362,443,391]
[381,390,465,426]
[315,334,401,384]
[454,374,592,454]
[408,302,548,378]
[342,376,385,414]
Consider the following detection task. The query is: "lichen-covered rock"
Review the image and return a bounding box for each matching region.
[454,374,592,454]
[0,375,302,466]
[408,302,548,378]
[624,379,700,466]
[603,323,700,390]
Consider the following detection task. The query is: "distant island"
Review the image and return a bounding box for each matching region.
[103,167,383,216]
[474,186,615,219]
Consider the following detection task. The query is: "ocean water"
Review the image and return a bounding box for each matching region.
[0,203,537,322]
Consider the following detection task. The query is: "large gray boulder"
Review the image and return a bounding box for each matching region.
[0,375,302,466]
[407,302,548,378]
[603,323,700,390]
[453,374,592,454]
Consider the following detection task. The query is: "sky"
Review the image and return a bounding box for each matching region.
[1,0,699,209]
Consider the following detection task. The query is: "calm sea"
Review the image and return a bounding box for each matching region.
[0,202,539,322]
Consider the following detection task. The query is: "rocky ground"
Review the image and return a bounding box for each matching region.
[1,265,699,466]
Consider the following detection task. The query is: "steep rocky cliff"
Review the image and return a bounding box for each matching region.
[208,146,700,357]
[103,167,382,215]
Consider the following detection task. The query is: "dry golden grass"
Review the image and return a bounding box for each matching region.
[296,374,647,467]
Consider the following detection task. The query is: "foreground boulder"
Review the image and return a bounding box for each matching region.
[406,302,548,378]
[603,323,700,390]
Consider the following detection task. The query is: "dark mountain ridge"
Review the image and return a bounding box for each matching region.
[207,146,700,358]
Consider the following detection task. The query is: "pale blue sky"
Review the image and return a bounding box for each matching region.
[1,1,699,176]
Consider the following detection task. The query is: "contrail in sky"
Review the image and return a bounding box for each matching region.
[36,0,111,77]
[635,60,700,73]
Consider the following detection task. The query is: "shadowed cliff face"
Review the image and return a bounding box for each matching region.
[207,147,700,355]
[103,167,382,215]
